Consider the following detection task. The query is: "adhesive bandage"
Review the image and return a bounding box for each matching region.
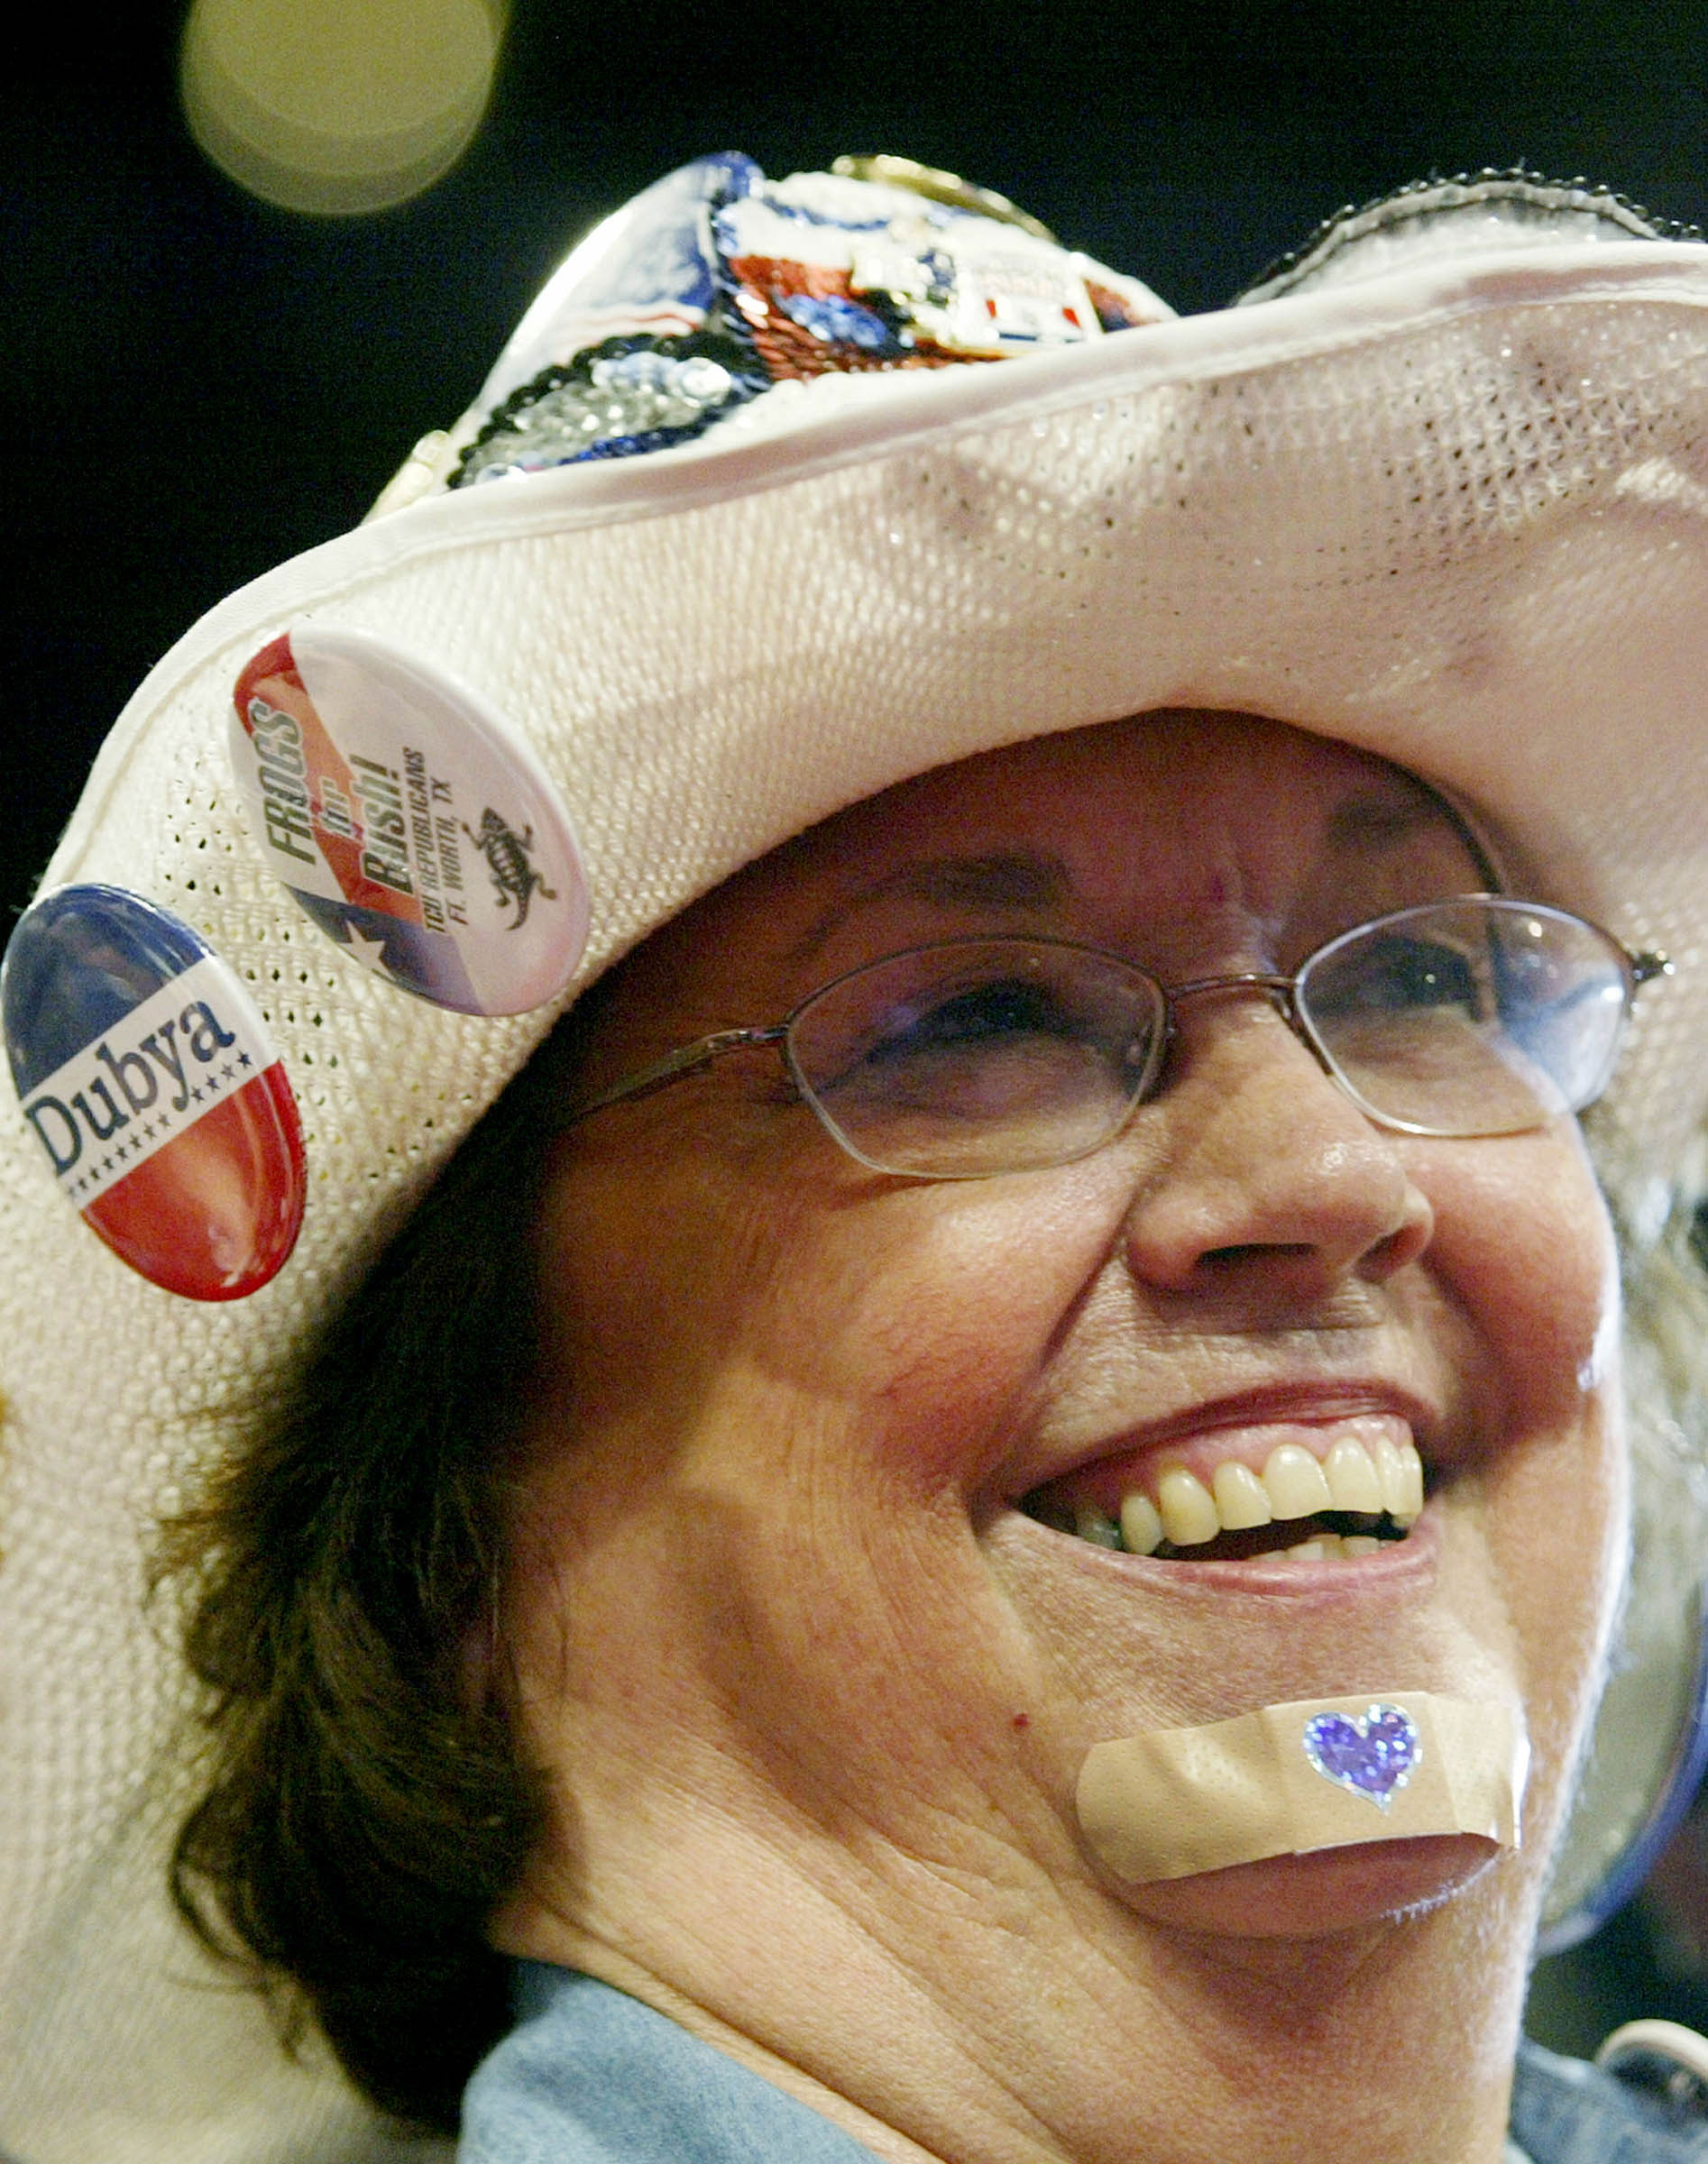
[1076,1692,1528,1883]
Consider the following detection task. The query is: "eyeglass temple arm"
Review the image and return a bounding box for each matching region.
[1631,949,1673,989]
[561,1025,787,1127]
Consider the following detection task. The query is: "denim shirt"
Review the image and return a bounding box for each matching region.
[460,1963,1708,2163]
[459,1967,877,2164]
[1511,2038,1708,2162]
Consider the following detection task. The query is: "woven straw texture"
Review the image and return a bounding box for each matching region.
[7,250,1708,2159]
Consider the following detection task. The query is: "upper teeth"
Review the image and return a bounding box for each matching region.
[1069,1432,1425,1557]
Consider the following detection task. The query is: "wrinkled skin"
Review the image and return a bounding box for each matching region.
[495,712,1626,2164]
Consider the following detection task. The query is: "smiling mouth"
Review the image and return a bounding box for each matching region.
[1021,1418,1428,1565]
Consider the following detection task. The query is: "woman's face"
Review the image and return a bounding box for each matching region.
[504,711,1624,1964]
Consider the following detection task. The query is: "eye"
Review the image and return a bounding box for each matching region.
[860,977,1081,1065]
[788,940,1163,1132]
[783,940,1167,1176]
[819,974,1099,1124]
[1311,933,1485,1021]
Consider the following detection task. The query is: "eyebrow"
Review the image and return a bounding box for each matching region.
[789,850,1071,967]
[785,790,1483,973]
[1325,787,1500,883]
[1324,792,1448,850]
[825,801,1452,918]
[877,850,1073,912]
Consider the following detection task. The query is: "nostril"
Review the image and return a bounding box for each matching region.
[1200,1242,1314,1270]
[1366,1210,1435,1278]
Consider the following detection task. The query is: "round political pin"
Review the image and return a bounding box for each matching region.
[3,885,305,1301]
[228,622,590,1016]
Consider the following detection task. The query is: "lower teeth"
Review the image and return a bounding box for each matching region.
[1283,1533,1385,1561]
[1051,1500,1404,1560]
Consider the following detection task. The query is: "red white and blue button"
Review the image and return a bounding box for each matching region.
[3,885,305,1300]
[228,621,588,1016]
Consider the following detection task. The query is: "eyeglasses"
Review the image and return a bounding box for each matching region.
[564,897,1669,1179]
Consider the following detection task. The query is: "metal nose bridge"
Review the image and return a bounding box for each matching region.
[1158,970,1333,1074]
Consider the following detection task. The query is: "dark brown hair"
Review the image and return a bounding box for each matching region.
[161,1017,596,2132]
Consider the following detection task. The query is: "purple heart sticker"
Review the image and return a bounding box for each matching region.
[1301,1704,1421,1810]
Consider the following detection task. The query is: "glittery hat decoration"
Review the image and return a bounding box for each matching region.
[436,153,1173,489]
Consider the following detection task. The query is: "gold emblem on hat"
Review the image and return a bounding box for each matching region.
[831,154,1060,243]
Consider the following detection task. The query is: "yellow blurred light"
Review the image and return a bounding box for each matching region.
[180,0,504,215]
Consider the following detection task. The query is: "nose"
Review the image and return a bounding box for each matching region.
[1121,997,1435,1301]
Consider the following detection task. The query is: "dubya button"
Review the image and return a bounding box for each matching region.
[4,885,305,1299]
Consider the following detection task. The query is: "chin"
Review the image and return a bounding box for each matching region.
[1118,1833,1502,1939]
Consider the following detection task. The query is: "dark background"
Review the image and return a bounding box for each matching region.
[7,0,1708,2054]
[8,0,1708,921]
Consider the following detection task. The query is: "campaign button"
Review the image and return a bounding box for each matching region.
[229,621,589,1015]
[3,885,305,1300]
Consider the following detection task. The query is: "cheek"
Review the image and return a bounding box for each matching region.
[1415,1129,1619,1426]
[1419,1130,1627,1812]
[1481,1382,1629,1869]
[796,1172,1132,1495]
[514,1156,1125,1794]
[533,1142,1126,1504]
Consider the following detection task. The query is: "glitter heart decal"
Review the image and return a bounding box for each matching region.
[1301,1704,1421,1810]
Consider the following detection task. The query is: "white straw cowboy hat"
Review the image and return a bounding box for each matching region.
[6,153,1708,2162]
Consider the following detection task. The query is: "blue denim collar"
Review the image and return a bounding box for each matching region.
[459,1962,1708,2164]
[458,1964,881,2162]
[1512,2037,1708,2161]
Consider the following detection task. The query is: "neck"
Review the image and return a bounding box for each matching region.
[500,1787,1533,2164]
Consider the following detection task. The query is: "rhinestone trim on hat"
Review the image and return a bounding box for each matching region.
[1240,168,1703,304]
[455,332,765,485]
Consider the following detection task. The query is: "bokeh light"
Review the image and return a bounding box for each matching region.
[179,0,504,215]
